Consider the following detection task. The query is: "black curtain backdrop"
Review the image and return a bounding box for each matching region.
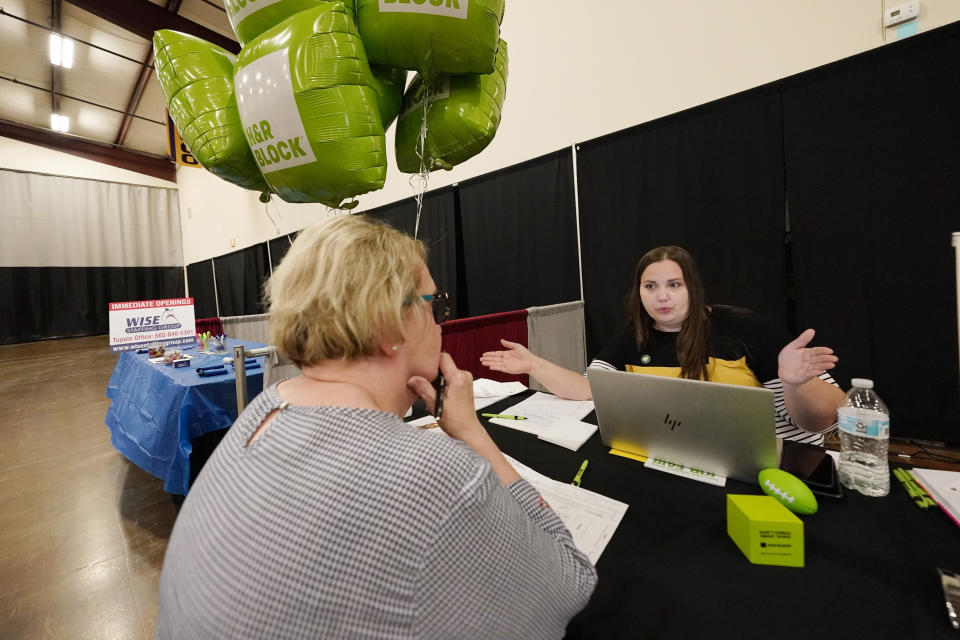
[186,260,218,319]
[363,189,461,319]
[0,266,184,344]
[364,199,417,236]
[783,23,960,445]
[268,235,296,271]
[213,244,269,317]
[576,88,788,358]
[458,149,580,317]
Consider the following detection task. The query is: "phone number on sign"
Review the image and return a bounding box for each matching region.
[154,330,195,339]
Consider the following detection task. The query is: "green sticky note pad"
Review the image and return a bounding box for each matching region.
[727,494,804,568]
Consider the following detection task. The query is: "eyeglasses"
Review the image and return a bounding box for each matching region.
[405,292,451,324]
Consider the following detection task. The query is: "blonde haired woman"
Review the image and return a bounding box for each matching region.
[155,216,596,639]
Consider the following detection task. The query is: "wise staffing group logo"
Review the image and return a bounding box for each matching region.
[124,308,182,333]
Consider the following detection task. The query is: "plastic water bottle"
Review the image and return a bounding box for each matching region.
[837,378,890,497]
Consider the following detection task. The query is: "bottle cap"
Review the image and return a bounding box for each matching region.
[850,377,874,389]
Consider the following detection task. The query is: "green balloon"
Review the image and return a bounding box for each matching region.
[395,38,507,173]
[356,0,504,77]
[235,3,386,207]
[369,64,407,131]
[153,30,269,192]
[224,0,357,47]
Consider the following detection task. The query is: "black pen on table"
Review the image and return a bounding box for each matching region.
[571,460,588,487]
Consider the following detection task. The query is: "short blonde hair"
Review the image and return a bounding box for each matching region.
[267,215,426,367]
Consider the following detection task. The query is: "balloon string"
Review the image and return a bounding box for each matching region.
[263,199,280,235]
[410,80,432,239]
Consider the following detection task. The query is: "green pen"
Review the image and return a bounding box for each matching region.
[481,413,527,420]
[893,469,920,497]
[571,460,588,487]
[894,469,933,509]
[893,468,920,498]
[905,470,938,508]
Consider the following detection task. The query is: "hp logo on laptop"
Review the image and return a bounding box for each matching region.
[663,413,682,431]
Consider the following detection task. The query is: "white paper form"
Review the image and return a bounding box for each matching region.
[538,418,598,451]
[473,378,528,410]
[491,392,595,437]
[504,454,628,564]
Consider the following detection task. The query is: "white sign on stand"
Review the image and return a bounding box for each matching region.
[108,298,197,352]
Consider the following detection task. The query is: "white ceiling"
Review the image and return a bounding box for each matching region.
[0,0,235,158]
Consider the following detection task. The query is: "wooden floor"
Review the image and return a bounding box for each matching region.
[0,336,177,640]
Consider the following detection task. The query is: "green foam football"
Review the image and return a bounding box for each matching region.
[153,30,269,192]
[758,468,818,515]
[395,38,507,173]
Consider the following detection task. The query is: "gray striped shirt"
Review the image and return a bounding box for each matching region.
[156,384,597,639]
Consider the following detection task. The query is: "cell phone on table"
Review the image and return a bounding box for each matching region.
[780,440,842,499]
[432,372,445,419]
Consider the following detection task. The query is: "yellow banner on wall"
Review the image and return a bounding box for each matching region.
[166,112,199,168]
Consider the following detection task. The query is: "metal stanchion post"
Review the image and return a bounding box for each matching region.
[234,344,248,414]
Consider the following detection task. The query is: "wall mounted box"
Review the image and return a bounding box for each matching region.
[884,2,919,27]
[727,494,804,568]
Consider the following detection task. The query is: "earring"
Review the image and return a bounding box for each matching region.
[391,345,399,353]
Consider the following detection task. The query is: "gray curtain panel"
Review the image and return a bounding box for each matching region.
[526,300,586,392]
[0,169,181,268]
[220,313,271,343]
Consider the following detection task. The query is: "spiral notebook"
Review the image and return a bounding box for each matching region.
[910,468,960,529]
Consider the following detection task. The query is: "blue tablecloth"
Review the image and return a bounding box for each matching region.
[105,339,266,494]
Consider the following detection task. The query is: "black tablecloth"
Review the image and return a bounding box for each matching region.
[473,392,960,639]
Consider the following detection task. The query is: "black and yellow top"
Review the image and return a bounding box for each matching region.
[589,306,836,445]
[591,306,784,386]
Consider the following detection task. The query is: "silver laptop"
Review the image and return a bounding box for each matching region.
[587,367,781,483]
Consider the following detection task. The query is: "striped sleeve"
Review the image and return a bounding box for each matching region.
[588,325,635,373]
[588,357,617,372]
[763,372,839,446]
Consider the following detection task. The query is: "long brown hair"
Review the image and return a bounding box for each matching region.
[627,246,710,381]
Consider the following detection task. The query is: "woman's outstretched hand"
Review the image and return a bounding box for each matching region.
[778,328,838,385]
[480,339,533,375]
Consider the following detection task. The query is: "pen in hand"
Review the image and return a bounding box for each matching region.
[571,460,588,487]
[481,413,526,420]
[432,372,445,419]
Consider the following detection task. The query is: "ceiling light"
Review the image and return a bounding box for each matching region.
[50,113,69,133]
[49,33,74,69]
[49,34,61,65]
[61,38,74,68]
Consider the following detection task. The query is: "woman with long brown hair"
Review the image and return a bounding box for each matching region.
[481,246,844,443]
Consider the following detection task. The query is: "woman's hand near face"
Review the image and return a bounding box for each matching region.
[407,352,480,436]
[407,353,520,485]
[433,353,483,442]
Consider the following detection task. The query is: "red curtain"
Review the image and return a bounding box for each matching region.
[195,316,224,337]
[441,310,528,385]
